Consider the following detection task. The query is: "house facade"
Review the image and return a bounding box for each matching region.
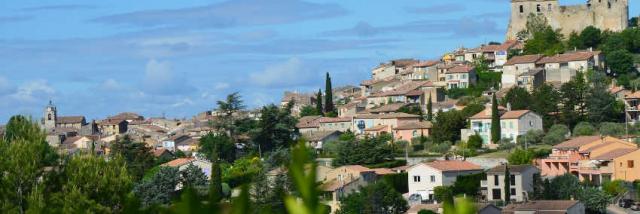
[482,165,540,202]
[463,107,543,145]
[407,160,482,202]
[445,65,476,89]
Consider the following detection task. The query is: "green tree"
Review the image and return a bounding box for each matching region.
[587,71,623,123]
[337,182,408,214]
[502,87,531,110]
[325,73,335,114]
[607,50,636,75]
[133,167,180,207]
[508,149,535,165]
[209,142,223,203]
[253,103,298,152]
[542,124,570,145]
[560,73,588,128]
[524,27,565,56]
[576,187,611,214]
[531,84,560,129]
[427,94,433,121]
[602,180,626,196]
[451,173,485,198]
[516,129,545,146]
[333,136,393,167]
[434,186,454,204]
[573,122,596,136]
[467,134,483,150]
[214,92,245,141]
[181,164,208,189]
[599,122,626,137]
[300,105,321,118]
[491,94,501,144]
[579,26,603,49]
[548,174,581,200]
[504,164,511,204]
[110,135,154,181]
[199,133,236,163]
[315,89,324,116]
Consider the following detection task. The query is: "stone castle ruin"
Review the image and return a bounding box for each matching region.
[507,0,629,39]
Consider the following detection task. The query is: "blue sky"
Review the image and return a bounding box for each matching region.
[0,0,638,122]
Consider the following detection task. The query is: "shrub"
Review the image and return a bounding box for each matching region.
[382,173,408,194]
[599,122,626,137]
[542,124,569,145]
[430,142,452,154]
[573,122,596,136]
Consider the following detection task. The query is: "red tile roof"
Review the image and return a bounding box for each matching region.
[592,148,637,160]
[553,136,602,150]
[394,121,433,130]
[500,110,532,119]
[413,60,439,67]
[504,54,543,66]
[161,157,194,167]
[537,51,599,64]
[296,116,322,128]
[446,65,475,74]
[423,160,481,172]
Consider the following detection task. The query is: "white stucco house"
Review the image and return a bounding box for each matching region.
[462,106,543,145]
[482,165,540,202]
[407,160,483,202]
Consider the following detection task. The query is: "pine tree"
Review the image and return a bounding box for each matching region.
[209,143,223,203]
[504,164,511,204]
[491,93,501,144]
[316,89,324,116]
[426,94,433,121]
[324,72,334,114]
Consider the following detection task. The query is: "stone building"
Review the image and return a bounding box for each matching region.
[507,0,628,39]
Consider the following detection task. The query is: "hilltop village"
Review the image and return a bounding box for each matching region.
[1,0,640,213]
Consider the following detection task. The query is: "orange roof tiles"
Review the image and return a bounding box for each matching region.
[553,136,602,150]
[537,51,599,64]
[161,158,194,167]
[394,121,433,130]
[423,160,481,172]
[500,110,531,119]
[504,54,544,66]
[446,65,475,74]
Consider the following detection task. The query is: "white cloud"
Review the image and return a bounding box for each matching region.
[10,79,55,102]
[99,78,125,91]
[250,57,315,87]
[214,82,230,90]
[0,76,15,95]
[171,98,195,108]
[142,59,194,95]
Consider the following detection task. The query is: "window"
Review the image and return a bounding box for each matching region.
[629,160,635,168]
[414,176,421,182]
[519,5,524,13]
[461,74,467,79]
[510,122,514,129]
[412,130,418,137]
[548,4,552,11]
[47,114,52,120]
[431,175,436,182]
[536,4,541,12]
[492,188,502,200]
[510,175,516,186]
[494,175,499,185]
[510,188,516,196]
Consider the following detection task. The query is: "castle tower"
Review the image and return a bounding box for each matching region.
[43,100,57,131]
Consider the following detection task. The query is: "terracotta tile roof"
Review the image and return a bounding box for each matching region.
[446,65,475,74]
[302,131,340,142]
[371,168,395,175]
[364,125,389,131]
[368,81,433,97]
[592,148,637,160]
[487,164,538,174]
[161,157,195,167]
[109,112,143,121]
[317,117,352,123]
[413,60,439,68]
[62,136,83,145]
[553,136,602,150]
[502,200,580,212]
[100,119,126,125]
[469,107,510,120]
[57,116,85,124]
[625,91,640,99]
[501,110,532,119]
[394,121,433,130]
[504,54,543,66]
[296,116,322,128]
[368,103,409,113]
[422,160,481,172]
[355,112,421,120]
[341,165,372,172]
[152,148,173,157]
[321,178,359,192]
[537,51,599,64]
[609,86,625,94]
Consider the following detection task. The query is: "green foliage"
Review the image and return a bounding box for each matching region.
[467,134,483,150]
[567,26,603,50]
[365,159,407,169]
[110,135,155,181]
[316,89,324,116]
[501,87,531,110]
[382,173,409,194]
[531,84,560,129]
[432,106,479,144]
[222,156,263,188]
[134,167,180,207]
[337,182,408,214]
[548,174,581,200]
[325,73,335,114]
[608,50,636,75]
[576,187,611,214]
[284,142,327,214]
[442,197,477,214]
[587,71,623,123]
[524,27,565,56]
[542,124,569,145]
[519,13,549,40]
[516,129,545,146]
[504,165,511,204]
[181,164,208,188]
[599,122,626,137]
[300,105,322,118]
[434,186,454,203]
[508,149,534,165]
[418,210,437,214]
[199,133,236,163]
[497,141,516,151]
[602,180,626,197]
[398,104,423,116]
[253,103,298,152]
[451,173,485,198]
[491,94,501,144]
[427,95,433,121]
[560,72,588,128]
[573,122,596,136]
[333,136,394,167]
[429,141,452,154]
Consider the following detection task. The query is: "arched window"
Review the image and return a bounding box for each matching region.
[519,5,524,13]
[48,114,52,120]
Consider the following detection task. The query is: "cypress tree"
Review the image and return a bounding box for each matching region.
[426,94,433,121]
[491,93,501,144]
[209,143,223,203]
[504,164,511,204]
[315,89,324,116]
[324,72,334,113]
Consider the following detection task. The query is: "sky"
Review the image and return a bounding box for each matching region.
[0,0,638,122]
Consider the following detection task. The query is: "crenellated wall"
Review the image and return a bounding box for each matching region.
[507,0,628,40]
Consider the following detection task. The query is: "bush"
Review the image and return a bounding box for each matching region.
[365,159,407,169]
[498,141,516,151]
[508,149,535,165]
[382,173,408,194]
[467,134,483,150]
[542,124,569,145]
[429,142,452,154]
[516,129,545,145]
[599,122,626,137]
[412,144,424,151]
[573,122,596,136]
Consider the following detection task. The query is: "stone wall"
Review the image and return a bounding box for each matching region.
[507,0,628,40]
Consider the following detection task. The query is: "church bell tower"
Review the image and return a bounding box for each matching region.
[43,100,57,131]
